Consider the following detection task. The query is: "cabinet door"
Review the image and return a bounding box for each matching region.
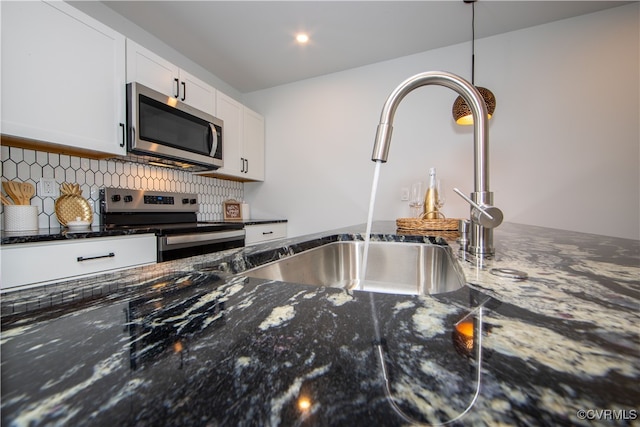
[1,1,126,155]
[215,91,244,177]
[126,41,215,114]
[179,70,216,114]
[243,107,265,181]
[126,39,180,97]
[0,234,157,290]
[200,93,265,182]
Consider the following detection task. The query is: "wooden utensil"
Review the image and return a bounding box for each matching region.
[3,181,23,205]
[12,181,26,205]
[2,181,35,205]
[0,193,13,206]
[11,181,26,205]
[21,182,35,204]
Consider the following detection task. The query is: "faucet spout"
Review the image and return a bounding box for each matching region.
[371,71,501,256]
[372,71,489,193]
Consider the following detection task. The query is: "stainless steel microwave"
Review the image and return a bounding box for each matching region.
[126,82,223,170]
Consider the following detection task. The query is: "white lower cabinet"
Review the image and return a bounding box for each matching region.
[0,234,157,290]
[245,223,287,246]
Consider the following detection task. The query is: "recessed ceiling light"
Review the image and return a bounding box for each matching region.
[295,33,309,44]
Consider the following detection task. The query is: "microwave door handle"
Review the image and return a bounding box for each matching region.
[130,125,136,148]
[209,124,218,156]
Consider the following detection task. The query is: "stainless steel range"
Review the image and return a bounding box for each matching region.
[100,188,245,262]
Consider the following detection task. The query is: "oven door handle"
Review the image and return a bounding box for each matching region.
[162,229,245,248]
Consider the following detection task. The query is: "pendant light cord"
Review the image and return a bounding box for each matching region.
[471,0,475,85]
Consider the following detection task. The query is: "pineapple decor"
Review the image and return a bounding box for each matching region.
[54,183,93,226]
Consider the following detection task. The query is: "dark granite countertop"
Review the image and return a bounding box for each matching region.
[1,222,638,426]
[239,219,288,226]
[0,225,155,244]
[0,219,287,245]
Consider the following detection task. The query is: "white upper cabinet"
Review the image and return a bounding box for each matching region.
[126,40,216,115]
[179,70,216,115]
[242,106,265,181]
[1,1,126,155]
[125,40,178,96]
[209,92,264,182]
[214,92,244,177]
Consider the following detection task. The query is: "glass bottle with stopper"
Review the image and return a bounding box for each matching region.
[423,167,441,219]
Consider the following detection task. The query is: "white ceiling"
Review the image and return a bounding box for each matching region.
[100,1,631,93]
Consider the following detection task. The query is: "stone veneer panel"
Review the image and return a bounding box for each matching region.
[0,146,243,229]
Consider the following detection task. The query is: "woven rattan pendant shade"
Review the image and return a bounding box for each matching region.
[453,0,496,125]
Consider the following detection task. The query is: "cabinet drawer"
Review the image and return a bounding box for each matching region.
[245,223,287,246]
[0,235,156,290]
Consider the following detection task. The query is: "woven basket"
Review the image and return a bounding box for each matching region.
[396,217,461,232]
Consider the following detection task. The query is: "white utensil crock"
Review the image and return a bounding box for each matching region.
[4,205,39,232]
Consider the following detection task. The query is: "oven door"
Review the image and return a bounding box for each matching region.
[158,229,245,262]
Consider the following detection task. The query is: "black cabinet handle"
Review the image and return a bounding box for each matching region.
[181,81,186,101]
[245,158,249,174]
[77,252,115,262]
[174,78,180,98]
[240,157,245,173]
[262,231,274,235]
[119,123,125,147]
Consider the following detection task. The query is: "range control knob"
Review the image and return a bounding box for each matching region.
[189,198,197,205]
[123,195,133,203]
[111,195,121,202]
[182,198,189,204]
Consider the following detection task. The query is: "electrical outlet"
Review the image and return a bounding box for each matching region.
[39,178,58,197]
[401,187,410,201]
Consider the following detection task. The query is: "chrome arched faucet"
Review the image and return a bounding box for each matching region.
[371,71,503,256]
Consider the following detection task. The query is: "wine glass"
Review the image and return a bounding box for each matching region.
[436,179,446,210]
[409,182,423,217]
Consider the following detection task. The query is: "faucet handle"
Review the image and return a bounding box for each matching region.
[453,188,503,229]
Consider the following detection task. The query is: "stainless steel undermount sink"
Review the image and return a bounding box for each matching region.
[244,241,466,296]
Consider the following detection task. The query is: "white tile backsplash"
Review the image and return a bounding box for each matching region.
[0,146,243,229]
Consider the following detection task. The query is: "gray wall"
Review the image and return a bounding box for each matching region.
[243,4,639,240]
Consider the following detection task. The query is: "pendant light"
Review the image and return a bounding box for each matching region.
[452,0,496,125]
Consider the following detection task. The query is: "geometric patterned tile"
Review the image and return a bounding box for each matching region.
[1,147,244,229]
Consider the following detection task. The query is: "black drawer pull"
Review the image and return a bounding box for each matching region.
[77,252,115,262]
[262,231,274,235]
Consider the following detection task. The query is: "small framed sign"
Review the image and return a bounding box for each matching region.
[223,199,242,220]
